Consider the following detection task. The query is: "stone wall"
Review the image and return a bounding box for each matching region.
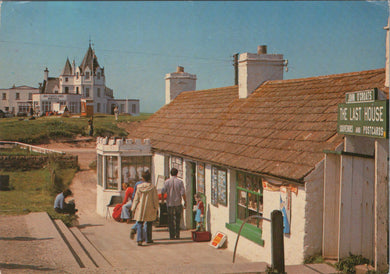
[0,155,78,171]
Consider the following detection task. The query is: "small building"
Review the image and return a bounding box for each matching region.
[95,137,152,216]
[125,44,388,269]
[0,85,38,115]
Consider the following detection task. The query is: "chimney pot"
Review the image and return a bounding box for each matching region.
[177,66,184,73]
[257,45,267,55]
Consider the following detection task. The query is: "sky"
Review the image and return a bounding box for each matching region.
[0,1,388,113]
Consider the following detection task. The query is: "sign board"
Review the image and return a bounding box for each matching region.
[345,89,377,104]
[338,91,388,139]
[210,231,227,248]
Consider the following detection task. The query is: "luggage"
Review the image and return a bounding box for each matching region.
[191,230,211,242]
[112,204,122,222]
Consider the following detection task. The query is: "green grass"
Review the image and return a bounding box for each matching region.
[0,146,42,156]
[0,167,78,226]
[0,113,152,144]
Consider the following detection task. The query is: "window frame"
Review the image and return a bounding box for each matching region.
[225,171,264,246]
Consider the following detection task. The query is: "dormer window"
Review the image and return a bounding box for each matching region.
[76,72,79,79]
[97,72,101,79]
[86,72,90,79]
[65,77,68,82]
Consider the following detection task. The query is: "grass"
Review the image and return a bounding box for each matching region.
[0,165,78,226]
[0,146,42,156]
[0,113,153,144]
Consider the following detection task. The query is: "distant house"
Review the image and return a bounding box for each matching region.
[126,45,388,268]
[0,85,38,115]
[30,43,140,116]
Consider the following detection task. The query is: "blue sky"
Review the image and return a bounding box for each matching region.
[0,1,388,112]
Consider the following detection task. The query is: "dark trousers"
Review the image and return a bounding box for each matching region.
[55,201,76,214]
[167,205,182,239]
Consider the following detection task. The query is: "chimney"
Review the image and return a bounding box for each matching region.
[165,66,197,104]
[385,19,389,87]
[238,45,285,99]
[44,67,49,82]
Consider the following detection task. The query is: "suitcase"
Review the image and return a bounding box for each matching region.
[191,230,211,242]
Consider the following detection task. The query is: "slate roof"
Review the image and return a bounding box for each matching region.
[129,68,387,183]
[41,78,59,93]
[80,44,100,73]
[61,58,73,76]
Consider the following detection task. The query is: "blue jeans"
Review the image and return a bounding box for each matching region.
[167,205,182,239]
[136,221,153,242]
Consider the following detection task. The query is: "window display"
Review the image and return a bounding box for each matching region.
[236,172,263,228]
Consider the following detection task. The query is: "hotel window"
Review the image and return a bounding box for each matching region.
[85,72,90,79]
[2,93,6,100]
[97,103,101,112]
[28,93,32,100]
[226,171,264,245]
[86,88,90,97]
[76,87,79,94]
[97,72,101,79]
[76,72,79,79]
[15,93,20,100]
[65,87,69,94]
[97,88,101,97]
[65,77,68,82]
[171,156,183,179]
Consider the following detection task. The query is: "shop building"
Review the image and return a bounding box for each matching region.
[120,45,388,269]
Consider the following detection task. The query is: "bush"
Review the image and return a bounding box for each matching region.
[335,253,370,273]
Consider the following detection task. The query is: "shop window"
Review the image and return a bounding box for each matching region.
[211,166,227,206]
[226,171,264,245]
[196,163,205,194]
[105,156,119,190]
[121,156,151,187]
[171,156,183,178]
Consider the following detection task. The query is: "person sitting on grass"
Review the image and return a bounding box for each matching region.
[54,189,78,214]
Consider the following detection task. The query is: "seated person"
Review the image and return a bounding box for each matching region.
[121,182,134,223]
[54,189,78,214]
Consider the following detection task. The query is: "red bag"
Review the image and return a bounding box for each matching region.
[191,231,211,242]
[112,204,122,222]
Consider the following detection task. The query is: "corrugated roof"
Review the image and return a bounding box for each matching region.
[129,68,387,182]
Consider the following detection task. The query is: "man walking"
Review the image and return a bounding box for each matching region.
[161,168,186,239]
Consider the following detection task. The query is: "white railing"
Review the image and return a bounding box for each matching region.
[0,141,65,155]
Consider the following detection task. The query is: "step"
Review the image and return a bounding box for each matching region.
[70,227,111,268]
[54,219,97,269]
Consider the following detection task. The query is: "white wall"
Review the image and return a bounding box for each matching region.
[303,161,324,259]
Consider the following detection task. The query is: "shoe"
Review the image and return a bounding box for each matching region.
[126,219,131,224]
[146,240,154,244]
[137,241,142,246]
[175,236,180,240]
[130,229,136,240]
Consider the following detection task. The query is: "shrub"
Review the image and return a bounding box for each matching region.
[335,253,370,273]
